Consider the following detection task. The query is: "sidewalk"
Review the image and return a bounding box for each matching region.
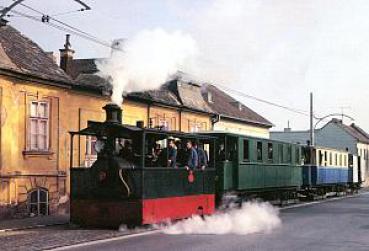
[0,214,69,232]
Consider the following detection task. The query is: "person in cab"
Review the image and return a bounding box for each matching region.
[185,140,198,171]
[167,139,177,168]
[193,142,208,170]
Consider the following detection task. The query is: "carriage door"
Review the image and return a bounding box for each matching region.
[358,156,362,183]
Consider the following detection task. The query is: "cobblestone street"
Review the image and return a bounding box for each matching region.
[0,225,131,251]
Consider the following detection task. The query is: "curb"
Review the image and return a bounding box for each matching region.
[0,222,69,233]
[46,229,161,251]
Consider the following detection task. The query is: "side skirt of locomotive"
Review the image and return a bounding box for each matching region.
[71,194,215,228]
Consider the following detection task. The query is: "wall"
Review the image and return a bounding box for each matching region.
[270,131,310,144]
[316,123,357,153]
[214,119,270,138]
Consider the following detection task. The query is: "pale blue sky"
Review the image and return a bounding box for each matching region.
[3,0,369,131]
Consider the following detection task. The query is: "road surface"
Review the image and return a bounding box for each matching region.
[50,192,369,251]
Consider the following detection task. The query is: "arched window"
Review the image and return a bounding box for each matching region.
[28,188,48,216]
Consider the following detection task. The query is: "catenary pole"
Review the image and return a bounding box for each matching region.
[310,92,314,146]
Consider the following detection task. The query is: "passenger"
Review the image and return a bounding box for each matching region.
[176,140,186,166]
[219,144,226,161]
[185,140,198,171]
[121,140,134,161]
[193,142,208,170]
[116,138,124,155]
[167,139,177,168]
[158,146,168,167]
[152,143,161,165]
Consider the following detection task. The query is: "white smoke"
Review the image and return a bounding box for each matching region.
[161,201,281,235]
[96,28,198,104]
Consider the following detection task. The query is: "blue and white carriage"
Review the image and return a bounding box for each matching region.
[302,146,361,191]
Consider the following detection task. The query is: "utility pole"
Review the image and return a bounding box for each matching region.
[310,92,314,146]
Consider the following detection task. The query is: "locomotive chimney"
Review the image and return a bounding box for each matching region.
[103,103,122,124]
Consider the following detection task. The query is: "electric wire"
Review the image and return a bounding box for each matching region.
[16,2,106,45]
[9,9,116,49]
[212,83,312,117]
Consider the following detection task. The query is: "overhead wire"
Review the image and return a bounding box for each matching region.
[16,2,107,44]
[212,83,311,117]
[5,3,319,118]
[8,8,117,50]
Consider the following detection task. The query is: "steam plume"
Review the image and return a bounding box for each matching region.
[161,201,281,235]
[96,28,198,104]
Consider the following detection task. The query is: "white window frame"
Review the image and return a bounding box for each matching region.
[189,121,202,132]
[28,101,49,151]
[159,118,170,131]
[85,136,97,167]
[28,188,49,216]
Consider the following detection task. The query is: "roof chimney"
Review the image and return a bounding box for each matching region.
[207,92,213,103]
[0,19,8,27]
[284,120,291,132]
[59,34,75,74]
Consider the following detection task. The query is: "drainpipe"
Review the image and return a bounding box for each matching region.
[211,114,221,130]
[179,109,182,132]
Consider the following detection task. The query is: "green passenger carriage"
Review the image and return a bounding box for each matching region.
[200,132,303,203]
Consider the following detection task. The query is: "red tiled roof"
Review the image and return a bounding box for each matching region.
[201,84,273,127]
[0,25,73,85]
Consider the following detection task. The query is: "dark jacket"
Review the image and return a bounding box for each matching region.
[187,147,198,170]
[168,147,177,168]
[197,148,208,167]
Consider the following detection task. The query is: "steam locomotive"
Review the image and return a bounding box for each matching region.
[70,104,362,228]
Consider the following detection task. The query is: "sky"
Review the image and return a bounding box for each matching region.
[2,0,369,131]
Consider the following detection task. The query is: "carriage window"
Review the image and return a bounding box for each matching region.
[335,153,338,166]
[329,152,332,165]
[324,151,328,166]
[267,143,273,161]
[226,136,237,161]
[257,141,263,161]
[295,147,300,164]
[287,145,292,163]
[216,137,226,161]
[243,140,249,161]
[348,154,353,167]
[279,144,283,163]
[302,147,311,165]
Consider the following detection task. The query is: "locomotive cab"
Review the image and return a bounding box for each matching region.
[69,104,216,228]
